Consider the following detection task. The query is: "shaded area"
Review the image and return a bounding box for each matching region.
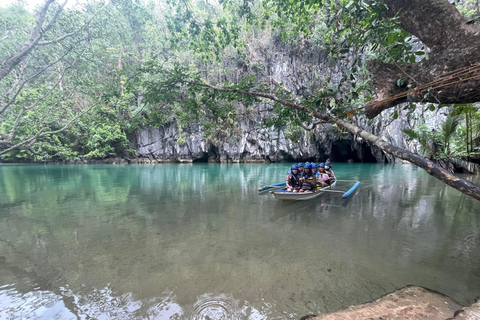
[330,140,378,163]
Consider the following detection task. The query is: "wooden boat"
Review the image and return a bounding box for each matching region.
[271,179,338,201]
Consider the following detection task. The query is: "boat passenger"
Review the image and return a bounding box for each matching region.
[325,161,335,183]
[318,163,330,187]
[286,165,301,192]
[297,162,304,175]
[311,163,319,189]
[299,163,315,192]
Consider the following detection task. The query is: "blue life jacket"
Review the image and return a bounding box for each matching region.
[287,171,301,187]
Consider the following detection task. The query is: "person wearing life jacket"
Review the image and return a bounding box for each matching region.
[317,163,330,187]
[286,165,301,192]
[311,163,319,190]
[299,163,315,192]
[297,162,304,175]
[324,161,335,183]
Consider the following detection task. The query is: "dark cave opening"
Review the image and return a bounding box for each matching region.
[193,145,218,163]
[193,152,209,163]
[330,140,378,163]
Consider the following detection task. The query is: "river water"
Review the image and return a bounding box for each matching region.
[0,163,479,319]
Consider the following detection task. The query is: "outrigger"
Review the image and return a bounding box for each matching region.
[269,179,360,201]
[258,182,286,192]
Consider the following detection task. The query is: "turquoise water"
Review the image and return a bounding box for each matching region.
[0,163,479,319]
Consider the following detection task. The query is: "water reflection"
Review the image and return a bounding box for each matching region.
[0,164,479,319]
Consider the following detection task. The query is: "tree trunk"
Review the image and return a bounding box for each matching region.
[365,0,480,119]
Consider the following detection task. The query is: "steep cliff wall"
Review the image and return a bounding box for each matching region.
[131,39,444,163]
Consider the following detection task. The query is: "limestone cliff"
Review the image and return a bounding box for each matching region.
[131,39,446,164]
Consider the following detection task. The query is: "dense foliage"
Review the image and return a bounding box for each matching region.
[0,0,479,164]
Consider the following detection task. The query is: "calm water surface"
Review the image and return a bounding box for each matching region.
[0,163,479,319]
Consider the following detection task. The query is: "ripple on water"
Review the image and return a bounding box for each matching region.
[188,293,242,320]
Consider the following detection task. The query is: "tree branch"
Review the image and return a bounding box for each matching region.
[384,0,480,52]
[37,3,108,46]
[0,46,74,116]
[0,100,95,156]
[295,109,322,131]
[364,0,480,118]
[5,107,25,142]
[0,0,58,82]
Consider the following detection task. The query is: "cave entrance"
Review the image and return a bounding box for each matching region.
[330,140,378,163]
[193,152,209,163]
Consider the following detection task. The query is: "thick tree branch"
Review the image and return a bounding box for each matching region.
[191,80,480,201]
[365,0,480,118]
[383,0,480,52]
[37,3,108,46]
[0,0,60,82]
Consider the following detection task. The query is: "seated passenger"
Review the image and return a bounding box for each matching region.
[311,163,319,189]
[325,161,335,183]
[299,163,315,192]
[297,162,304,175]
[286,165,301,192]
[318,163,330,187]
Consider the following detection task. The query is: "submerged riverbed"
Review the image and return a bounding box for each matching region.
[0,163,479,319]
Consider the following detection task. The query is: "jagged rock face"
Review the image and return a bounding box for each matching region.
[131,40,445,163]
[131,108,444,163]
[132,122,335,163]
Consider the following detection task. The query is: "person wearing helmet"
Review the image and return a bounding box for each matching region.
[299,163,314,192]
[311,163,319,190]
[324,161,335,183]
[297,162,304,175]
[286,165,301,192]
[317,163,329,187]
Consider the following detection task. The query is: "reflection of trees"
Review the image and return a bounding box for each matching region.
[0,164,479,317]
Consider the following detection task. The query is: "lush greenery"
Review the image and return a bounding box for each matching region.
[0,0,479,164]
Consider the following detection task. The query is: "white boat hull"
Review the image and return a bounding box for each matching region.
[271,180,337,200]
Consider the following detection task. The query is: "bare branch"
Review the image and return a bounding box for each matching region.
[0,0,58,81]
[37,3,108,46]
[42,0,68,33]
[37,32,75,46]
